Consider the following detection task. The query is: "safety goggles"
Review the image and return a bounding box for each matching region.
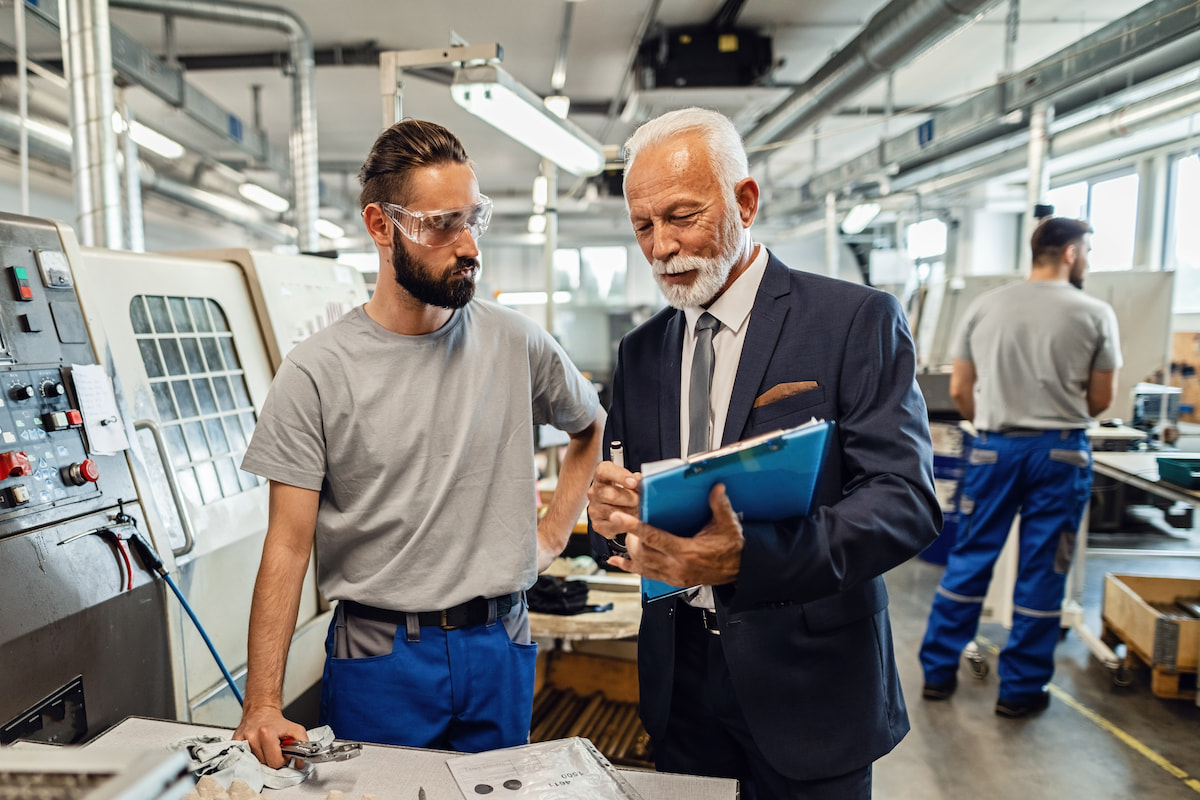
[378,195,493,248]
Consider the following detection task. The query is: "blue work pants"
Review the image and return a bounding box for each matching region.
[919,429,1092,701]
[319,612,537,752]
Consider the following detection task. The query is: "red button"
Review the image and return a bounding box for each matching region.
[79,459,100,483]
[0,451,32,478]
[66,410,83,426]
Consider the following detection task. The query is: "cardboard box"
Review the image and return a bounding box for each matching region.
[1102,574,1200,695]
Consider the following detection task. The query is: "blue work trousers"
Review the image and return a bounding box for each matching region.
[319,613,537,752]
[919,429,1092,701]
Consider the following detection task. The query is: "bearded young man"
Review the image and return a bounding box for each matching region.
[587,108,941,800]
[234,119,603,767]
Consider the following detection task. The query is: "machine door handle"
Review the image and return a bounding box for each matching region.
[134,418,196,558]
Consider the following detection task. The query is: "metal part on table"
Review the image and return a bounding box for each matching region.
[280,739,363,763]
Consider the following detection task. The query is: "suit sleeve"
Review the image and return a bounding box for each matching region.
[587,338,629,563]
[726,291,942,610]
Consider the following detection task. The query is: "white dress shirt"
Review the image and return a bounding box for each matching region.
[678,243,769,609]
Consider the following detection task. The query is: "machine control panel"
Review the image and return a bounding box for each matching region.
[0,213,137,532]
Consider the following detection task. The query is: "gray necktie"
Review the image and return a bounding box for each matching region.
[688,312,720,456]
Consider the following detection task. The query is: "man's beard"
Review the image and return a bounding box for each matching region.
[652,204,745,309]
[1069,273,1084,290]
[392,240,478,309]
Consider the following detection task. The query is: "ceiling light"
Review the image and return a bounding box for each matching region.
[532,175,549,211]
[238,182,291,213]
[111,112,184,159]
[527,214,547,234]
[315,219,346,240]
[544,95,570,120]
[841,203,881,235]
[495,291,572,305]
[451,65,605,176]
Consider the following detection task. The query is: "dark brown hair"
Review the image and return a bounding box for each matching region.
[1030,216,1093,265]
[358,119,471,210]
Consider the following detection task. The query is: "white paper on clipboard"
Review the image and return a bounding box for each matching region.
[71,364,130,455]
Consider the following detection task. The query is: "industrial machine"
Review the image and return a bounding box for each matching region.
[0,211,369,740]
[0,212,173,743]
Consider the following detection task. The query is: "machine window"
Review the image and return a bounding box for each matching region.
[130,295,264,505]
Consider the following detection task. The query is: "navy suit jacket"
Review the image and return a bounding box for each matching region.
[595,253,941,780]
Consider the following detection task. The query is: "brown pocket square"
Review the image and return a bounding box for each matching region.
[754,381,819,408]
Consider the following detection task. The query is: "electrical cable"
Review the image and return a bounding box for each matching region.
[126,525,245,706]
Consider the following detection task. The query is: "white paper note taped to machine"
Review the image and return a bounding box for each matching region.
[71,364,130,455]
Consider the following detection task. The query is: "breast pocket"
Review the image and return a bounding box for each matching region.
[748,385,827,428]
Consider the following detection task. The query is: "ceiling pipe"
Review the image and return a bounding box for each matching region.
[60,0,125,249]
[108,0,319,252]
[0,106,293,243]
[743,0,1002,159]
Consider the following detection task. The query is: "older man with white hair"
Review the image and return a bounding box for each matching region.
[588,107,941,800]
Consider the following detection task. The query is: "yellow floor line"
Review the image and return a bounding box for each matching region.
[975,636,1200,795]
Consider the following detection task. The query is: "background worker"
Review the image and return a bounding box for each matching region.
[588,107,941,800]
[233,119,603,767]
[919,216,1121,718]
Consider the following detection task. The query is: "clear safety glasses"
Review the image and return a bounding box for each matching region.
[379,195,493,248]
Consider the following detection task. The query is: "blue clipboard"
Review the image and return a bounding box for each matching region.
[638,419,834,602]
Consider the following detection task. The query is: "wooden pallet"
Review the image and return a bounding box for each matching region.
[1101,619,1198,701]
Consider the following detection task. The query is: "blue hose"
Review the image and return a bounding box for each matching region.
[161,571,245,706]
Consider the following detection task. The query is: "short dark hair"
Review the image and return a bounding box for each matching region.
[358,119,471,210]
[1030,216,1093,265]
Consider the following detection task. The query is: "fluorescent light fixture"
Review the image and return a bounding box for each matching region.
[111,112,184,159]
[532,175,549,210]
[315,218,346,239]
[527,214,547,234]
[238,182,291,213]
[451,65,605,176]
[841,203,881,234]
[495,290,572,305]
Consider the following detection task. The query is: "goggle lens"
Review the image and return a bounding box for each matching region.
[381,196,492,248]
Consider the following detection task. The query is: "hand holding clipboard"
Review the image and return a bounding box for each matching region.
[604,419,835,601]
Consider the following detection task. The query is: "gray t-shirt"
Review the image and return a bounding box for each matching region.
[241,301,598,611]
[952,280,1121,431]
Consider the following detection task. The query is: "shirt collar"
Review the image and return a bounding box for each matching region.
[684,243,768,335]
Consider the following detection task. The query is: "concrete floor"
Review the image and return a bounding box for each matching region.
[875,519,1200,799]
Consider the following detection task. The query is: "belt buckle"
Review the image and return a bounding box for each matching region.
[440,609,458,630]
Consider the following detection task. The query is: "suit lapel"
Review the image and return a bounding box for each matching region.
[659,310,685,459]
[721,256,792,445]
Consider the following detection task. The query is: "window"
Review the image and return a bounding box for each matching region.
[131,295,262,506]
[1046,172,1140,271]
[1167,152,1200,313]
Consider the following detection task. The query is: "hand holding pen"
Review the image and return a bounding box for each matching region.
[587,440,640,553]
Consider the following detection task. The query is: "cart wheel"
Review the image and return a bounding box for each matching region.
[1111,665,1133,688]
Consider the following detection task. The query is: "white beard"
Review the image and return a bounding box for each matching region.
[653,254,733,309]
[652,207,746,309]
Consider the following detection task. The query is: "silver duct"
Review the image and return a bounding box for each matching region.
[743,0,1001,157]
[60,0,124,248]
[108,0,320,252]
[893,78,1200,196]
[0,107,294,244]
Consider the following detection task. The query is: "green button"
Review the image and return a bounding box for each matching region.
[13,267,28,279]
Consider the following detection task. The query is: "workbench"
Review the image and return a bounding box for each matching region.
[82,717,736,799]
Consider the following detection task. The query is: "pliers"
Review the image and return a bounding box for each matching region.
[280,737,363,763]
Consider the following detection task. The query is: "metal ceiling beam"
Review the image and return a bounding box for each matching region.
[743,0,1003,158]
[806,0,1200,200]
[108,0,320,252]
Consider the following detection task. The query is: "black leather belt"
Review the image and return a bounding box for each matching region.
[680,603,721,635]
[344,593,519,631]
